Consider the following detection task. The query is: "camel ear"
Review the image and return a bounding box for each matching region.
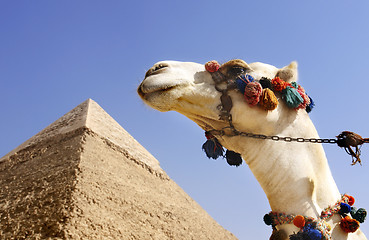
[276,61,298,82]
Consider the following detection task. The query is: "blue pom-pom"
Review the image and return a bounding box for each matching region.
[340,202,352,214]
[306,228,322,240]
[282,86,304,108]
[202,138,224,159]
[225,150,242,167]
[236,74,254,94]
[306,95,315,113]
[302,224,322,240]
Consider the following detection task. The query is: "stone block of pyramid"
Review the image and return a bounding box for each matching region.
[0,99,237,240]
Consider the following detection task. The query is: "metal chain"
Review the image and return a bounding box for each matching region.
[238,132,337,144]
[211,126,337,144]
[209,115,338,145]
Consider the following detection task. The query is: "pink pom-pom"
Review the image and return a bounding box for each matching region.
[205,60,220,73]
[296,90,310,110]
[244,82,263,105]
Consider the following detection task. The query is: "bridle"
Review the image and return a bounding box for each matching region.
[203,60,368,166]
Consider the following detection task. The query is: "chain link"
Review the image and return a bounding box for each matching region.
[211,127,337,144]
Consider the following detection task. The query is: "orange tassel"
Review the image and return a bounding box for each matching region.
[260,88,279,111]
[340,216,360,233]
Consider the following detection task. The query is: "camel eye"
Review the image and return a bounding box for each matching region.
[229,66,246,76]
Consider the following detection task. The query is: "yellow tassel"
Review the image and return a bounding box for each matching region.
[260,88,278,111]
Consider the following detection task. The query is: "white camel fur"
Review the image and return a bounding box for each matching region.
[137,59,367,240]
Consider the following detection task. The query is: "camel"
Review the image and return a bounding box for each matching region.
[137,59,367,240]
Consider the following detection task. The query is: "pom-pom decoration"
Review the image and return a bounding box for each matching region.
[340,216,360,233]
[347,195,355,206]
[351,207,367,223]
[305,228,322,240]
[244,81,263,106]
[340,202,352,215]
[202,132,224,159]
[296,89,310,110]
[225,150,243,166]
[205,60,220,73]
[260,88,279,111]
[263,213,273,226]
[293,215,306,229]
[236,74,254,95]
[305,95,315,113]
[259,77,272,89]
[282,86,304,109]
[271,77,288,92]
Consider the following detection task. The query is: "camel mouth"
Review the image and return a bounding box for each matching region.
[137,83,178,100]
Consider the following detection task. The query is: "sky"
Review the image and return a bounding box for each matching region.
[1,1,369,239]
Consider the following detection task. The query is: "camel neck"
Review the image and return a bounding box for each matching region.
[221,115,341,218]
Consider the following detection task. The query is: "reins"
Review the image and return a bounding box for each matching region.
[202,60,368,166]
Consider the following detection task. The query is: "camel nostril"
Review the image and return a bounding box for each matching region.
[145,63,169,78]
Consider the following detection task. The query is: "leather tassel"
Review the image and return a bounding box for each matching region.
[202,132,224,159]
[225,150,243,166]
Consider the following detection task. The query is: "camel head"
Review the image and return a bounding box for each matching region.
[137,60,368,240]
[137,59,305,139]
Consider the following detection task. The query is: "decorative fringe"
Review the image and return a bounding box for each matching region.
[244,81,263,106]
[282,86,304,108]
[340,216,360,233]
[225,150,243,166]
[260,88,279,111]
[202,132,224,159]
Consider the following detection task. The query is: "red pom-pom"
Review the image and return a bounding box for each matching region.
[271,77,288,92]
[340,216,360,233]
[293,215,306,228]
[348,196,355,206]
[244,82,263,105]
[205,60,220,73]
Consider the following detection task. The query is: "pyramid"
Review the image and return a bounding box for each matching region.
[0,99,237,240]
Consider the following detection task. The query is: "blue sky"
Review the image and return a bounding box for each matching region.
[1,1,369,239]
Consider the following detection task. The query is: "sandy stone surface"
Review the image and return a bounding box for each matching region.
[0,99,237,240]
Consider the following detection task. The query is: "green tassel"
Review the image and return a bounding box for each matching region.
[282,86,304,108]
